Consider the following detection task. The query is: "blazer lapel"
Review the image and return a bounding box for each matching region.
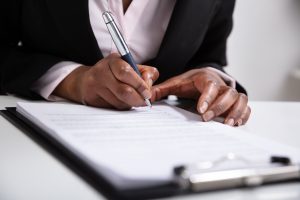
[148,0,218,82]
[45,0,103,65]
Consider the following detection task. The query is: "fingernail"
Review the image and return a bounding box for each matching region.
[141,89,152,99]
[225,118,235,126]
[199,101,208,114]
[236,119,243,126]
[202,111,215,122]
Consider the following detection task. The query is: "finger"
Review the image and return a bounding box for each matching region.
[150,86,160,103]
[81,65,137,109]
[108,81,146,107]
[196,81,219,114]
[151,78,178,101]
[202,87,239,122]
[97,88,132,110]
[138,65,159,88]
[238,106,251,126]
[108,58,152,100]
[82,94,113,109]
[224,93,248,126]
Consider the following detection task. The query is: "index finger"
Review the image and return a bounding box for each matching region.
[196,80,219,114]
[202,86,239,122]
[150,77,180,102]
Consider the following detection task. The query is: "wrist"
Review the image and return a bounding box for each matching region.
[205,67,236,88]
[53,66,90,103]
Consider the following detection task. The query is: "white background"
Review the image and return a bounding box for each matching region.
[227,0,300,101]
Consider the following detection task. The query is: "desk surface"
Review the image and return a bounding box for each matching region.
[0,95,299,200]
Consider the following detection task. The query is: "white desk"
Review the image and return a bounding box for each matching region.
[0,95,299,200]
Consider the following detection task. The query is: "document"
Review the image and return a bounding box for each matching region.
[16,102,300,190]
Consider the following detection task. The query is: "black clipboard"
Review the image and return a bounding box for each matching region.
[1,106,300,200]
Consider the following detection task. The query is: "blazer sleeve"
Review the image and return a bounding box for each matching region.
[186,0,246,93]
[186,0,234,72]
[0,1,64,98]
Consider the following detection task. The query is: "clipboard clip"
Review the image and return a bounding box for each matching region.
[174,154,300,192]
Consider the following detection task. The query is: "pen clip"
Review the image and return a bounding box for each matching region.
[102,11,129,56]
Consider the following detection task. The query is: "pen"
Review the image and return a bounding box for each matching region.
[102,11,152,108]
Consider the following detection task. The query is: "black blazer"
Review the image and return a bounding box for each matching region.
[0,0,245,99]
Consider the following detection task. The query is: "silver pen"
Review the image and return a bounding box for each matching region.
[102,11,152,108]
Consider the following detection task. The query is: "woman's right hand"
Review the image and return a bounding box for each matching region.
[53,53,159,110]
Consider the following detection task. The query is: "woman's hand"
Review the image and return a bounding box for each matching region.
[53,53,159,110]
[151,68,251,126]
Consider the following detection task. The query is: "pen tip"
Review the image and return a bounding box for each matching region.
[145,99,152,108]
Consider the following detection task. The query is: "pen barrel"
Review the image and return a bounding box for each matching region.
[103,12,142,77]
[121,53,142,77]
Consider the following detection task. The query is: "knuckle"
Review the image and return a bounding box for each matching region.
[151,67,159,76]
[118,64,132,78]
[231,109,243,119]
[212,104,226,115]
[119,86,134,100]
[207,80,218,86]
[120,64,132,73]
[240,93,247,98]
[204,80,219,93]
[136,81,146,92]
[229,87,238,94]
[227,88,238,98]
[83,73,97,88]
[239,93,248,101]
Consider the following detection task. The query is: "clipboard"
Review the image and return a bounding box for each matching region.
[0,108,179,200]
[1,106,300,200]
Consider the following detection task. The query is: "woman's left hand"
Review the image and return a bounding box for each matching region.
[151,68,251,126]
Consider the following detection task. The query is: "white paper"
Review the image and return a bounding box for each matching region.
[16,102,300,189]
